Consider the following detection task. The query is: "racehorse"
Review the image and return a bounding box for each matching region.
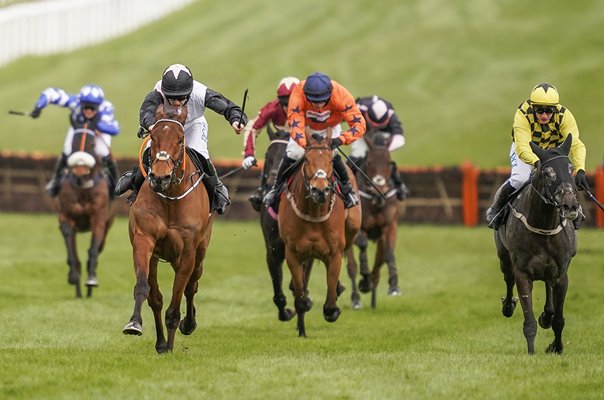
[278,127,361,337]
[122,105,215,353]
[55,126,115,298]
[345,131,401,309]
[495,135,579,354]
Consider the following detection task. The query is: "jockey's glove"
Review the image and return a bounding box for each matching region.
[575,170,589,191]
[330,137,343,149]
[30,107,42,119]
[242,156,256,170]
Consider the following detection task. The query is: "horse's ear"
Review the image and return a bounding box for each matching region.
[530,141,547,160]
[559,134,573,155]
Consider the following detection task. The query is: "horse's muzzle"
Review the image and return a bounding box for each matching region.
[310,187,329,204]
[148,173,172,192]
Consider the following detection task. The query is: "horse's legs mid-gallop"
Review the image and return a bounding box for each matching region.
[515,274,537,354]
[59,220,82,298]
[179,252,205,336]
[323,254,343,323]
[356,232,372,293]
[539,283,554,329]
[266,243,296,322]
[84,217,108,297]
[344,247,362,309]
[498,250,518,318]
[287,252,312,337]
[546,274,568,354]
[123,235,153,337]
[383,223,401,297]
[147,257,167,353]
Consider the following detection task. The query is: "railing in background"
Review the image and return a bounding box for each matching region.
[1,153,602,227]
[0,0,196,67]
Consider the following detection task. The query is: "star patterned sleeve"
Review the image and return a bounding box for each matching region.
[287,85,307,148]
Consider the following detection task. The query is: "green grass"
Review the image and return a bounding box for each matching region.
[1,212,603,399]
[1,0,604,169]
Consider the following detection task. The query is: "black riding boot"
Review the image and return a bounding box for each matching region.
[203,159,230,215]
[333,154,359,209]
[45,153,68,197]
[114,148,148,203]
[101,155,119,198]
[390,161,409,201]
[263,155,297,210]
[346,155,365,172]
[249,162,270,212]
[486,181,516,230]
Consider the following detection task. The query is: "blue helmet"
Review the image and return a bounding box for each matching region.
[303,72,333,102]
[79,84,104,105]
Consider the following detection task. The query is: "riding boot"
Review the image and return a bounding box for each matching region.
[45,153,68,197]
[203,159,230,215]
[101,155,119,198]
[115,148,148,203]
[346,155,364,172]
[248,162,269,212]
[390,161,409,201]
[263,155,297,210]
[486,181,516,230]
[333,154,359,209]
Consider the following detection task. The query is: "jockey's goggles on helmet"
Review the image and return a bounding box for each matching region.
[534,106,556,115]
[167,95,189,104]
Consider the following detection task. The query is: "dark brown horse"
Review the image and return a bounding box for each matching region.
[495,135,579,354]
[346,131,400,309]
[55,127,115,298]
[278,128,361,337]
[122,105,215,353]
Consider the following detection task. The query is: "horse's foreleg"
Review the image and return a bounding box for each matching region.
[164,253,196,351]
[515,274,536,354]
[546,274,568,354]
[146,257,167,353]
[370,243,386,309]
[85,218,107,290]
[266,242,295,322]
[59,219,81,297]
[356,232,372,293]
[500,260,517,318]
[179,256,203,336]
[286,251,311,338]
[344,247,361,309]
[123,235,153,337]
[383,223,401,297]
[323,253,342,323]
[539,282,554,329]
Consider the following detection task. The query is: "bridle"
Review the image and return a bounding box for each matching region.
[530,155,574,209]
[148,118,186,186]
[302,145,336,198]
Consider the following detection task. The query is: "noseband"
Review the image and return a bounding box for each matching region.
[530,155,574,208]
[302,145,335,197]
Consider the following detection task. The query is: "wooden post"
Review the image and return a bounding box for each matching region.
[461,161,479,226]
[595,166,604,228]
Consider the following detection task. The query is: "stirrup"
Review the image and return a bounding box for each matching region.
[248,190,263,212]
[343,192,359,209]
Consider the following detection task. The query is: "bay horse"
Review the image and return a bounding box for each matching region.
[345,131,400,309]
[122,105,215,353]
[55,126,115,298]
[495,135,579,354]
[278,127,361,337]
[258,127,316,322]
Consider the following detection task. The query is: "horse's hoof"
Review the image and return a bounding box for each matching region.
[85,277,98,287]
[67,272,79,285]
[278,308,296,322]
[323,305,341,322]
[156,343,168,354]
[501,296,518,318]
[179,318,197,335]
[538,312,553,329]
[545,343,563,354]
[123,321,143,336]
[388,286,402,296]
[351,299,362,310]
[359,277,372,293]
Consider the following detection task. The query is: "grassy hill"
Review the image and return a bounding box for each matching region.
[1,0,604,169]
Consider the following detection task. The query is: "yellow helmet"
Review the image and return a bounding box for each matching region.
[529,83,559,106]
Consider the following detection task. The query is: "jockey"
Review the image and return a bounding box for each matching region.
[263,72,366,210]
[30,84,120,197]
[114,63,248,214]
[241,76,300,211]
[486,83,589,230]
[352,95,409,201]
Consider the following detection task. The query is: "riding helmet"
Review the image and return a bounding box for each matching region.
[79,84,104,105]
[161,64,194,98]
[366,96,392,127]
[530,83,559,106]
[303,72,333,102]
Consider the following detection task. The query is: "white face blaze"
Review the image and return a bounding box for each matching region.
[314,169,327,180]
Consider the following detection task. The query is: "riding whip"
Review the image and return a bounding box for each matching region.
[238,88,248,127]
[219,159,257,180]
[8,110,28,116]
[336,147,387,201]
[585,189,604,212]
